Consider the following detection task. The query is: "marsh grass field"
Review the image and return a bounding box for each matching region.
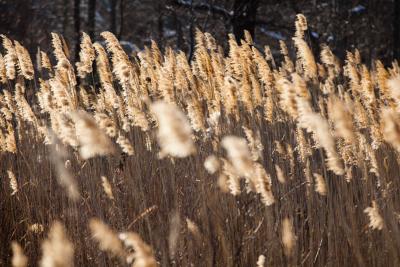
[1,14,400,266]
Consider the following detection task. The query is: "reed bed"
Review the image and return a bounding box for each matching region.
[1,14,400,266]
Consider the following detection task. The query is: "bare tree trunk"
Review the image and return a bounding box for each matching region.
[88,0,96,40]
[118,0,124,39]
[111,0,117,35]
[394,0,400,60]
[74,0,81,62]
[172,10,183,49]
[232,0,259,42]
[188,0,195,62]
[157,2,164,50]
[62,0,70,36]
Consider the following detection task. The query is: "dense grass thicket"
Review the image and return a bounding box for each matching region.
[1,14,400,266]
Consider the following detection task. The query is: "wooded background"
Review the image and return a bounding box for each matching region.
[0,0,398,65]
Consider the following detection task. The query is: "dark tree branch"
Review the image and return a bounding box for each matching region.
[118,0,124,39]
[394,0,400,60]
[74,0,80,62]
[254,19,291,31]
[232,0,259,42]
[88,0,96,39]
[110,0,117,34]
[172,0,287,42]
[171,0,232,20]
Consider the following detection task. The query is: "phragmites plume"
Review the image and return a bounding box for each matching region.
[376,60,390,100]
[295,14,308,38]
[313,173,327,196]
[150,101,196,158]
[40,51,53,72]
[51,32,68,63]
[14,40,34,80]
[282,218,296,257]
[297,98,345,175]
[275,164,286,184]
[254,163,275,206]
[89,218,124,257]
[116,134,135,156]
[186,218,201,241]
[29,223,45,234]
[387,74,400,111]
[76,32,95,78]
[327,95,356,144]
[0,54,7,83]
[219,159,240,195]
[320,44,341,75]
[8,170,18,195]
[70,110,115,159]
[93,42,114,90]
[15,82,38,126]
[293,37,317,80]
[243,126,264,161]
[381,108,400,152]
[100,31,132,85]
[11,241,28,267]
[101,176,114,200]
[364,201,384,230]
[221,136,254,178]
[292,15,316,79]
[1,35,17,80]
[257,255,266,267]
[186,96,206,132]
[119,232,158,267]
[48,132,80,201]
[204,155,220,174]
[39,221,74,267]
[94,112,117,137]
[5,122,17,153]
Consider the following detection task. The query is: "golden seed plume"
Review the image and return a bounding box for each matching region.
[70,110,115,159]
[11,241,28,267]
[116,134,135,156]
[7,170,18,195]
[119,232,157,267]
[364,201,384,230]
[275,164,286,184]
[1,35,17,80]
[76,32,95,78]
[151,101,196,158]
[89,218,124,257]
[39,221,74,267]
[29,223,45,233]
[204,155,220,174]
[14,40,34,79]
[282,218,295,257]
[293,37,317,80]
[254,162,275,206]
[257,255,266,267]
[295,14,308,38]
[297,98,344,175]
[221,136,254,178]
[0,53,7,83]
[313,173,327,196]
[327,95,356,144]
[40,51,53,72]
[381,108,400,152]
[101,176,114,200]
